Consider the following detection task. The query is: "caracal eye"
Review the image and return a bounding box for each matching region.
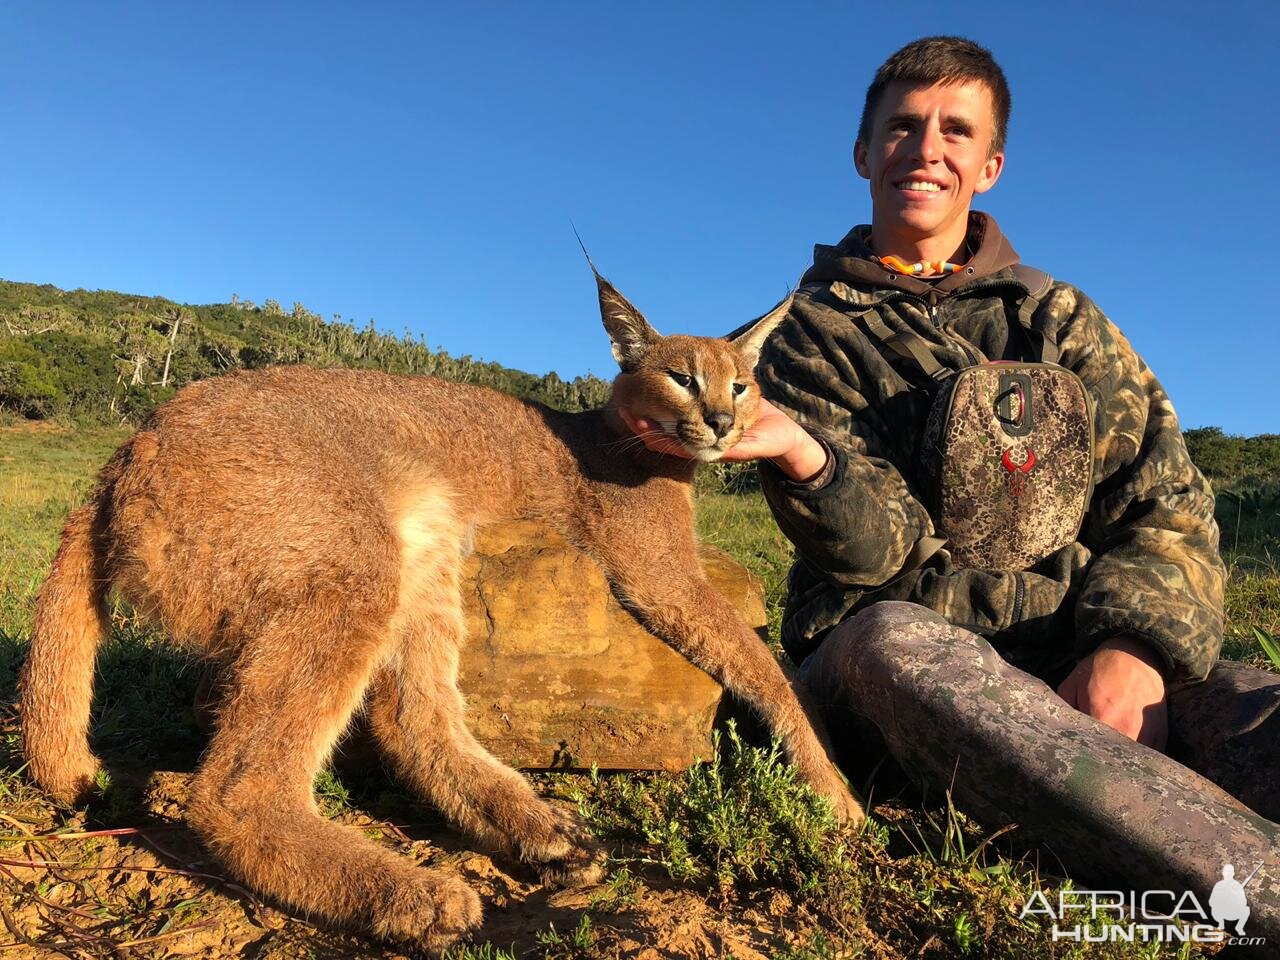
[668,371,694,390]
[732,382,748,397]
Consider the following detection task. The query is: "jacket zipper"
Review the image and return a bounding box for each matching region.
[927,291,982,368]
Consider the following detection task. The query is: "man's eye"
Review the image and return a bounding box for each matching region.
[668,371,693,389]
[732,382,748,397]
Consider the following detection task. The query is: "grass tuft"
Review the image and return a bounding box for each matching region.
[1254,626,1280,670]
[568,722,851,894]
[535,913,599,959]
[446,943,519,960]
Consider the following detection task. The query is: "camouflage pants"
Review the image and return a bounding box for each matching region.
[797,601,1280,949]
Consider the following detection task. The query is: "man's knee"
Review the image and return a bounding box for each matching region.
[799,602,957,697]
[801,601,1028,712]
[836,600,948,642]
[818,601,963,668]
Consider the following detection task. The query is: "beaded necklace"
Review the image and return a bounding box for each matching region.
[876,253,964,276]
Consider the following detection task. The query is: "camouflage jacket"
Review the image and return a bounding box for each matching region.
[758,213,1225,683]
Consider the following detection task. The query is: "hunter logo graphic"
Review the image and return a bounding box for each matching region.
[1210,863,1258,935]
[1019,862,1267,946]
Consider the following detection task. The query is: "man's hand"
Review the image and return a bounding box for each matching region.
[1057,636,1168,751]
[617,399,829,482]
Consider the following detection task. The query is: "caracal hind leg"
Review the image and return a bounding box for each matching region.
[366,579,602,885]
[186,611,481,953]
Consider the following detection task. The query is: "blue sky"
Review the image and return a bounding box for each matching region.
[2,2,1276,434]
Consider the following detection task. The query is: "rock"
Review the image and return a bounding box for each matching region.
[457,520,766,771]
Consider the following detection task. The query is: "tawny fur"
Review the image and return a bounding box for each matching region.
[20,274,862,954]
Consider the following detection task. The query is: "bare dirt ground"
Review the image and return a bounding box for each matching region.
[1,764,858,960]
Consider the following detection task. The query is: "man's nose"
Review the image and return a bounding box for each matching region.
[914,122,944,163]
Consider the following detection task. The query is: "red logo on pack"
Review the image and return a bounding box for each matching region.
[1002,446,1036,496]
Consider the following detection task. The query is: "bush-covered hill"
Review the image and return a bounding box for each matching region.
[1184,426,1280,489]
[4,276,1278,493]
[0,279,611,423]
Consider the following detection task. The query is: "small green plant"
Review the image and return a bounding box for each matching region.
[313,768,352,818]
[535,913,597,959]
[569,722,857,896]
[1254,626,1280,669]
[772,931,837,959]
[446,944,518,960]
[951,911,977,954]
[588,864,640,912]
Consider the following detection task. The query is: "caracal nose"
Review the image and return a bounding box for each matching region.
[705,413,734,438]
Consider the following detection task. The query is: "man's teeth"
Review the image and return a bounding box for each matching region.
[899,181,943,192]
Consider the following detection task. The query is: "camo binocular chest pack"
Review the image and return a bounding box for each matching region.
[922,360,1094,569]
[865,268,1095,571]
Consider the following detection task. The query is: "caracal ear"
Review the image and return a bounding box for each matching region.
[727,293,793,370]
[594,272,661,372]
[575,231,662,371]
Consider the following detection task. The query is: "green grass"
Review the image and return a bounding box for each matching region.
[564,723,849,891]
[560,725,1186,958]
[695,488,794,641]
[1216,479,1280,666]
[0,424,129,642]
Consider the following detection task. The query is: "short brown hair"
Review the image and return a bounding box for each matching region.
[857,36,1011,156]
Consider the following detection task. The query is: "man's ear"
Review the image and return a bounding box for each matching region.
[974,150,1005,195]
[853,140,871,179]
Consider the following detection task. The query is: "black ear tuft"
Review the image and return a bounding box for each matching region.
[574,230,661,371]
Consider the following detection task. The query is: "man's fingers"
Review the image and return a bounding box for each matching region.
[617,407,696,459]
[617,407,643,433]
[719,435,777,461]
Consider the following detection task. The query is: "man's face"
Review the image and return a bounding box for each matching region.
[854,79,1004,253]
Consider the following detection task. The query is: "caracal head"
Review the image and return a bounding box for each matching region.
[592,268,793,462]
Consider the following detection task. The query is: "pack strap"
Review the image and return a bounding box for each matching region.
[1011,265,1059,364]
[858,309,952,382]
[850,264,1058,381]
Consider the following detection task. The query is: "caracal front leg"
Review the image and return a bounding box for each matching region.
[595,527,864,823]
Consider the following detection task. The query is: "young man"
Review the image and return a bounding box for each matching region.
[624,36,1280,942]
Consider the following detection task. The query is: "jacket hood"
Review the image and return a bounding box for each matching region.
[799,211,1021,297]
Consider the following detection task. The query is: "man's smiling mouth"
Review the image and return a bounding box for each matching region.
[894,179,946,192]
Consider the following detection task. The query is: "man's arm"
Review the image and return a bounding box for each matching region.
[618,290,936,589]
[1047,292,1225,749]
[753,296,938,588]
[1062,291,1226,685]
